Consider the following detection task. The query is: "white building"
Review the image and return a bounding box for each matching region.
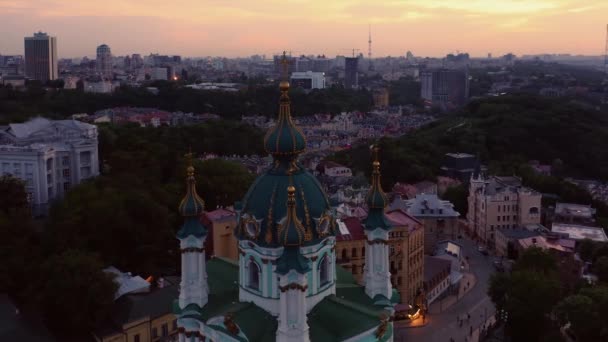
[290,71,325,90]
[0,117,99,215]
[83,80,116,93]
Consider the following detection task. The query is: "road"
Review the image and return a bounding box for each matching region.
[395,237,497,342]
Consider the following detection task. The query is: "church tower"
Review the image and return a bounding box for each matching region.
[234,52,336,342]
[363,147,394,301]
[176,154,209,328]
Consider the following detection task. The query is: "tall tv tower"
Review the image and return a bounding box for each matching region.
[368,24,372,60]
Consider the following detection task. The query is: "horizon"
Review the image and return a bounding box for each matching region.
[1,0,607,58]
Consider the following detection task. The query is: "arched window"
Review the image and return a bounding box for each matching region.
[362,246,365,257]
[248,261,260,291]
[319,256,330,286]
[352,248,357,258]
[341,249,347,260]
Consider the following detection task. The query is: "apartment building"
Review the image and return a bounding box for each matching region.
[467,175,541,249]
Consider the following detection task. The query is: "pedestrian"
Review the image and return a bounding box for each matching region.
[469,326,473,336]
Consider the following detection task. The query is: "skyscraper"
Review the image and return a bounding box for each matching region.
[420,69,470,110]
[96,44,112,78]
[344,57,358,89]
[24,32,57,82]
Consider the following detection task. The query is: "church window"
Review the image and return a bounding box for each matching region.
[319,256,330,286]
[248,261,260,291]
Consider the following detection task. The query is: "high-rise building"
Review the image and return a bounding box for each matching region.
[24,32,58,82]
[96,44,112,78]
[467,175,542,249]
[344,57,358,89]
[420,69,469,110]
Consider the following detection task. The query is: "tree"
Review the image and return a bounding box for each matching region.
[193,158,256,210]
[578,238,597,262]
[488,248,562,341]
[505,270,561,341]
[555,294,602,341]
[556,286,608,341]
[0,174,29,217]
[442,184,468,216]
[34,250,117,338]
[595,256,608,283]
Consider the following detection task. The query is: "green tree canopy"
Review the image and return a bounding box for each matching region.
[34,250,117,337]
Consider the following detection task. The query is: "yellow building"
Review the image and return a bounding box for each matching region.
[201,208,239,260]
[94,277,180,342]
[373,88,390,108]
[386,209,425,306]
[467,175,541,249]
[336,210,425,306]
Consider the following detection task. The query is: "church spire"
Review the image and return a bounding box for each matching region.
[364,146,391,231]
[264,52,306,159]
[177,152,207,239]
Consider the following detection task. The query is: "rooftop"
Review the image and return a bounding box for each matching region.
[336,216,366,241]
[551,223,608,242]
[424,256,452,282]
[497,227,540,240]
[173,257,391,341]
[395,193,460,218]
[555,202,596,219]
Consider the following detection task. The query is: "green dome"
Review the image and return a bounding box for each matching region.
[177,162,207,238]
[237,55,333,248]
[263,82,306,156]
[363,151,391,231]
[178,165,205,217]
[235,163,334,246]
[366,161,388,209]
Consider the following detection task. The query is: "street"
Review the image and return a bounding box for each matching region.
[395,237,497,342]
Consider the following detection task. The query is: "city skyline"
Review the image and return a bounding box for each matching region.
[1,0,607,58]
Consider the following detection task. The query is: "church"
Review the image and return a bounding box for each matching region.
[172,54,398,342]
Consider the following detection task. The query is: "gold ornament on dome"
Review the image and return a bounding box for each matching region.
[315,212,333,237]
[241,214,262,239]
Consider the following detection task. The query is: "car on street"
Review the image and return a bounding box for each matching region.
[478,246,489,256]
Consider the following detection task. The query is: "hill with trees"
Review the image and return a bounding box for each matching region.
[331,94,608,223]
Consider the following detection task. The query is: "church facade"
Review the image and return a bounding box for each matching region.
[173,54,398,342]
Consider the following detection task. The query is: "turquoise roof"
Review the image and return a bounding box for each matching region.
[178,167,205,217]
[364,157,392,231]
[177,164,207,238]
[264,81,306,157]
[175,258,392,341]
[235,77,334,249]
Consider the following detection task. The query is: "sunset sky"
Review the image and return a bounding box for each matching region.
[1,0,606,58]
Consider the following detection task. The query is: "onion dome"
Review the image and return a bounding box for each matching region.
[235,52,334,247]
[366,147,388,209]
[177,153,207,239]
[263,54,306,158]
[363,147,392,231]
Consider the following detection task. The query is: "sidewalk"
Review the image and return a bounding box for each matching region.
[427,270,477,314]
